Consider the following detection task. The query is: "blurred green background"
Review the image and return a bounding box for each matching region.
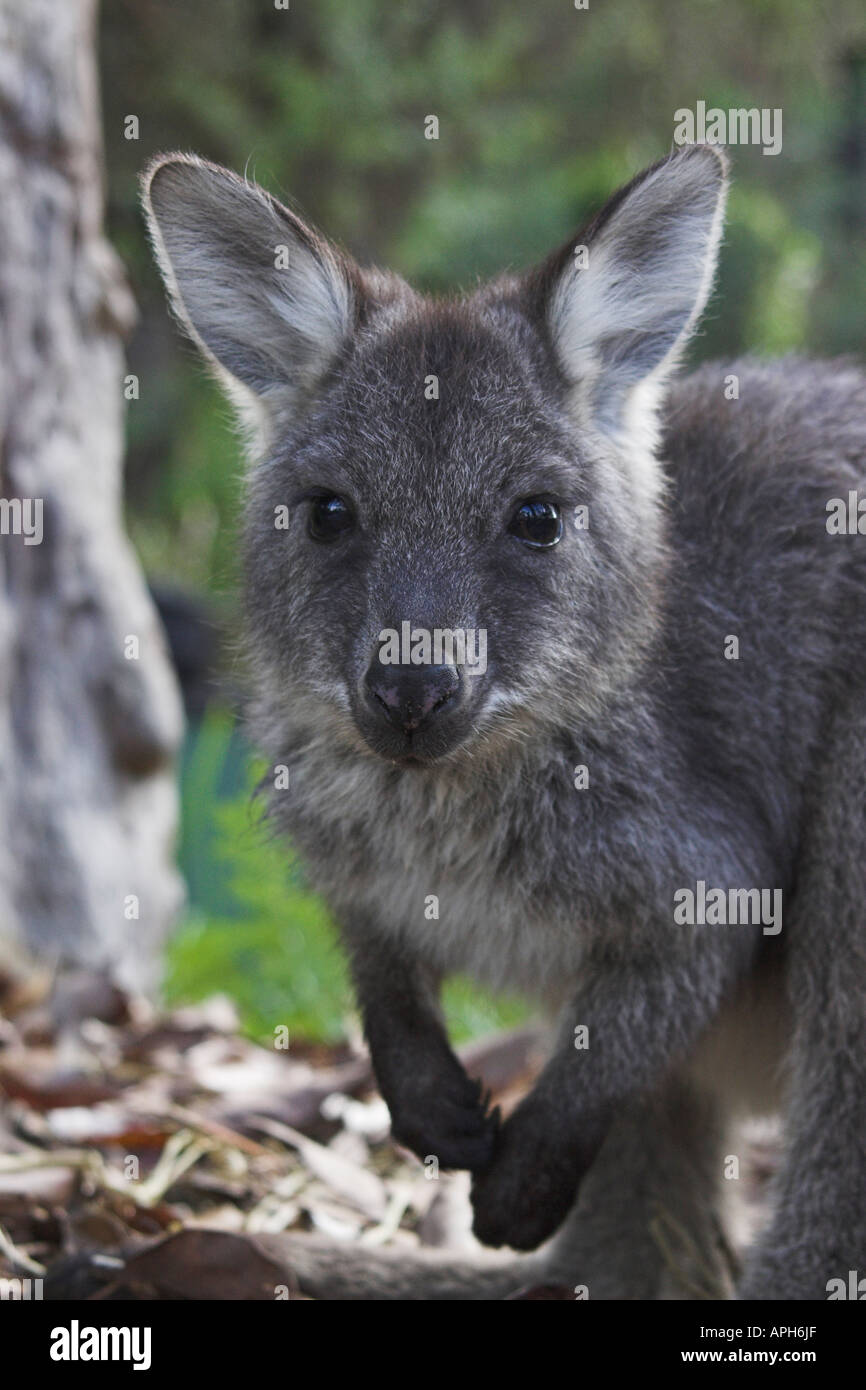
[98,0,866,1041]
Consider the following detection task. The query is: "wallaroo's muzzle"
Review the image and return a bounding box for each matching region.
[364,660,462,735]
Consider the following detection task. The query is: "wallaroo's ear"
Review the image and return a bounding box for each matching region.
[142,153,358,449]
[529,144,728,446]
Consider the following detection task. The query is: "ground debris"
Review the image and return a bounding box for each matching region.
[0,963,557,1299]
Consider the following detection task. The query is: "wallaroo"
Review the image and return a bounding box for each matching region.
[145,143,866,1299]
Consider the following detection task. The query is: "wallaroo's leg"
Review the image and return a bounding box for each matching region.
[543,1074,735,1300]
[267,1074,731,1300]
[739,695,866,1300]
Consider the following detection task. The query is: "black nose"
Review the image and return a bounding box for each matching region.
[364,662,461,734]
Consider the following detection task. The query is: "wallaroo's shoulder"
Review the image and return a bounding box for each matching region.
[669,354,866,421]
[665,355,866,478]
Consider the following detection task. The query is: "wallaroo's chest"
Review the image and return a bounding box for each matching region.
[280,734,772,1004]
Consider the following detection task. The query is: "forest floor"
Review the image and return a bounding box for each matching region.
[0,959,778,1300]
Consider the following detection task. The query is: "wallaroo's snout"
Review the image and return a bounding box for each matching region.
[353,624,485,763]
[365,661,461,734]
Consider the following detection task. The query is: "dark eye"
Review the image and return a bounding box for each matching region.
[508,498,563,548]
[308,495,354,542]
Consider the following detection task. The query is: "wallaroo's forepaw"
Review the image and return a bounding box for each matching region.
[470,1098,603,1250]
[471,1142,577,1250]
[389,1070,500,1173]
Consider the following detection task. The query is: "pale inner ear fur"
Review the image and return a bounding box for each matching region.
[548,146,728,526]
[142,153,354,456]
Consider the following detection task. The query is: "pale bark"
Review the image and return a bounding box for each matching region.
[0,0,184,991]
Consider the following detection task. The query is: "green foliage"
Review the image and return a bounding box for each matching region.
[127,375,242,601]
[167,708,351,1041]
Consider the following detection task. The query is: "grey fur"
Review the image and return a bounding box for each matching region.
[144,146,866,1299]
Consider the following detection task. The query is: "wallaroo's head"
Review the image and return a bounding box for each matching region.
[143,146,727,767]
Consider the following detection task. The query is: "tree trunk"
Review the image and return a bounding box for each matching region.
[0,0,183,992]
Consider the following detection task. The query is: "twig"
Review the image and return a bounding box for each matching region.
[0,1220,45,1276]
